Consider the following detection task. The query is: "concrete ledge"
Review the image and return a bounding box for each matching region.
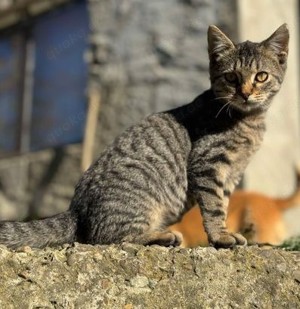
[0,244,299,308]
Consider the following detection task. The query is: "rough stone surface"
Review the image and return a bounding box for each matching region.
[0,146,82,220]
[0,0,13,10]
[0,244,299,308]
[87,0,235,153]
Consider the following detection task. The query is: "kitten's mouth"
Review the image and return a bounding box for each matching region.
[230,97,267,114]
[214,93,268,115]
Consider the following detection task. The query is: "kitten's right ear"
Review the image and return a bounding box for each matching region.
[263,24,289,65]
[207,25,235,61]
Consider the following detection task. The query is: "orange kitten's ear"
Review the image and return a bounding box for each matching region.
[207,25,235,61]
[263,24,289,65]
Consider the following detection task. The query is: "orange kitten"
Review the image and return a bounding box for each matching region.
[169,170,300,247]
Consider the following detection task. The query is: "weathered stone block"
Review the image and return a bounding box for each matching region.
[0,244,299,308]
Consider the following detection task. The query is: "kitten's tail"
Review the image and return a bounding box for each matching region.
[0,210,77,249]
[276,166,300,210]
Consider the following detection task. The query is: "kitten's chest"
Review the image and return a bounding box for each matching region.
[234,119,265,153]
[225,120,265,179]
[223,119,264,170]
[189,117,265,178]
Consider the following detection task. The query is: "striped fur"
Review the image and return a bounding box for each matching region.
[0,24,289,249]
[169,167,300,247]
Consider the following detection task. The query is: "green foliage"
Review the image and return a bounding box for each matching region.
[279,235,300,251]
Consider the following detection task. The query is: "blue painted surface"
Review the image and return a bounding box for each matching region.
[30,1,89,151]
[0,35,22,153]
[0,0,89,154]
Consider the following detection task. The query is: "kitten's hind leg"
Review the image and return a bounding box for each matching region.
[122,203,183,247]
[124,230,183,247]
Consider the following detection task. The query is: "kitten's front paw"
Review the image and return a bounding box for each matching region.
[146,231,183,247]
[209,232,247,249]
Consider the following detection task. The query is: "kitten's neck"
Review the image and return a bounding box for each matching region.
[168,89,267,142]
[241,110,267,125]
[209,90,269,134]
[187,88,267,121]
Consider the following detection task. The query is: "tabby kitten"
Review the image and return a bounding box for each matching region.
[0,24,289,249]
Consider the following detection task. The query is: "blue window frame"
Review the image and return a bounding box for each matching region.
[0,0,88,156]
[0,34,23,153]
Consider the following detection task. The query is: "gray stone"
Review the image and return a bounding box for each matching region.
[293,270,300,283]
[0,244,299,308]
[129,275,150,288]
[88,0,223,153]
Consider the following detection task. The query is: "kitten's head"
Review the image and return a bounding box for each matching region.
[208,24,289,114]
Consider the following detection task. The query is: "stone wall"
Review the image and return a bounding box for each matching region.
[0,244,299,308]
[0,146,82,220]
[0,0,14,10]
[87,0,237,153]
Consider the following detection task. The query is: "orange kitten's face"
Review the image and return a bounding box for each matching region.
[207,25,289,114]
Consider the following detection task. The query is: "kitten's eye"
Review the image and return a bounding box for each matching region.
[224,72,238,83]
[255,72,268,83]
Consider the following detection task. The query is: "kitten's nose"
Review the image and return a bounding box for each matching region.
[240,92,251,101]
[239,83,252,101]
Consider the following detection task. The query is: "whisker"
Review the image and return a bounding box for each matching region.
[215,101,231,118]
[213,96,232,101]
[226,102,233,118]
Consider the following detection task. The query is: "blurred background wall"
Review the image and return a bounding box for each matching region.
[0,0,299,236]
[239,0,300,195]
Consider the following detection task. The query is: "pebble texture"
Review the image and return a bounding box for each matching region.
[0,244,299,308]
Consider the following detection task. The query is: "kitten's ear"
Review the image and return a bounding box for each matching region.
[263,24,289,64]
[207,25,235,60]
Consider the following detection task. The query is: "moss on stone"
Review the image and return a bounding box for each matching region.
[279,235,300,251]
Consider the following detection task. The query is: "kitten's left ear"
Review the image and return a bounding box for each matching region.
[207,25,235,61]
[263,24,289,64]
